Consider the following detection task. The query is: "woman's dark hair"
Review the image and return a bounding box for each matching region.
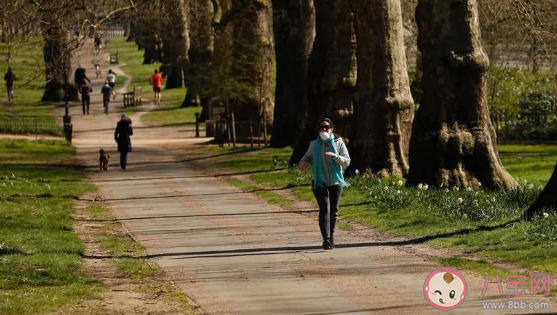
[318,118,334,128]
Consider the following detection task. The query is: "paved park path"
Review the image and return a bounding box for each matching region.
[56,46,555,314]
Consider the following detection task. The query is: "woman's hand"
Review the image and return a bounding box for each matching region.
[325,152,337,158]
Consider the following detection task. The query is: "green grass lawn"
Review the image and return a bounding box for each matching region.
[201,143,557,276]
[106,38,202,126]
[0,139,99,314]
[1,38,62,135]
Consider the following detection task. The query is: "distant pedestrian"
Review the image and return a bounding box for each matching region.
[298,118,350,250]
[114,114,133,170]
[107,69,117,100]
[4,68,16,103]
[101,80,112,115]
[95,64,102,79]
[80,82,92,115]
[149,69,163,105]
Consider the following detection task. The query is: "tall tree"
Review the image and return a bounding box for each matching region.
[407,0,516,190]
[183,0,214,107]
[161,0,189,89]
[349,0,414,177]
[290,0,356,165]
[269,0,315,148]
[41,18,77,102]
[229,0,275,124]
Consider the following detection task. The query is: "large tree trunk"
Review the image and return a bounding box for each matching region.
[162,0,189,89]
[407,0,516,190]
[143,37,158,64]
[229,0,275,124]
[349,0,414,177]
[290,0,356,165]
[41,26,78,102]
[183,0,214,108]
[522,162,557,220]
[269,0,315,148]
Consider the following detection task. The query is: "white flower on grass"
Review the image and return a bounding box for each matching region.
[453,186,460,191]
[396,190,401,194]
[543,212,549,219]
[523,179,528,185]
[466,187,473,192]
[397,180,403,187]
[462,213,468,219]
[423,184,429,190]
[528,184,534,190]
[457,198,463,205]
[492,197,496,203]
[478,182,482,187]
[444,188,450,193]
[355,169,360,175]
[418,183,423,190]
[384,186,389,191]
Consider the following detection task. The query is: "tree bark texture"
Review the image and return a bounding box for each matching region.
[229,0,275,124]
[349,0,414,177]
[407,0,516,190]
[290,0,356,165]
[183,0,214,107]
[269,0,315,148]
[523,161,557,220]
[41,24,77,102]
[161,0,189,89]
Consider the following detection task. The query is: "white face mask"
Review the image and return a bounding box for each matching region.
[319,132,330,140]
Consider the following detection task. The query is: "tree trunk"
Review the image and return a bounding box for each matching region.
[290,0,356,165]
[142,34,158,64]
[41,26,78,102]
[162,0,189,89]
[269,0,315,148]
[407,0,516,190]
[183,0,214,108]
[349,0,414,177]
[522,161,557,220]
[229,0,275,124]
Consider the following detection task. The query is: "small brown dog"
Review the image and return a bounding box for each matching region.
[99,149,110,171]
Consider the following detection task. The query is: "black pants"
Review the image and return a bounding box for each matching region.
[103,96,110,113]
[312,185,343,242]
[120,151,128,170]
[82,94,90,114]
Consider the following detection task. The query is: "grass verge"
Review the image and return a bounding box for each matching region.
[195,143,557,276]
[0,139,98,314]
[1,38,62,135]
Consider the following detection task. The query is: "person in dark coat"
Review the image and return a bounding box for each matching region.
[114,114,133,170]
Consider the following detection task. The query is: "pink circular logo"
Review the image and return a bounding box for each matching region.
[424,268,467,310]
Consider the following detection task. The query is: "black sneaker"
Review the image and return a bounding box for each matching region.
[322,240,334,250]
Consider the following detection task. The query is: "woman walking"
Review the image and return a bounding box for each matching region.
[298,118,350,250]
[114,114,133,170]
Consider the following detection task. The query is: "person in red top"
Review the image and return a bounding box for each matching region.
[149,69,163,105]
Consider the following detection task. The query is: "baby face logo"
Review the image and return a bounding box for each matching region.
[424,268,467,310]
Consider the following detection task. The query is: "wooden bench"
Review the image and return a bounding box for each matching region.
[122,86,143,107]
[123,91,134,107]
[109,51,119,64]
[133,86,142,106]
